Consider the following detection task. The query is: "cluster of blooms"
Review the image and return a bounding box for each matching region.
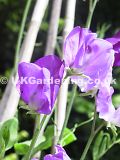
[17,27,120,159]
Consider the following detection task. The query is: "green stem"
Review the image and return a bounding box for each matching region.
[72,117,93,131]
[23,115,46,160]
[14,0,32,72]
[80,106,97,160]
[59,85,77,143]
[86,0,98,28]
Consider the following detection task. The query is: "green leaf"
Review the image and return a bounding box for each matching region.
[61,128,77,146]
[33,125,55,152]
[93,131,104,160]
[58,18,64,33]
[93,129,120,160]
[103,133,111,148]
[1,118,18,150]
[113,94,120,107]
[17,130,29,142]
[4,153,17,160]
[14,136,45,155]
[99,136,107,157]
[0,133,5,159]
[33,125,76,155]
[40,22,48,31]
[14,141,31,155]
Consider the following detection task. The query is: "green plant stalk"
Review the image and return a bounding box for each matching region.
[59,85,77,143]
[86,0,98,28]
[72,117,93,131]
[31,108,55,157]
[14,0,32,72]
[23,115,47,160]
[80,118,105,160]
[80,106,97,160]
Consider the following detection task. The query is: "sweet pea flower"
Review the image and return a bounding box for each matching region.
[18,55,64,115]
[44,145,71,160]
[64,26,114,92]
[96,31,120,126]
[96,86,120,127]
[106,31,120,66]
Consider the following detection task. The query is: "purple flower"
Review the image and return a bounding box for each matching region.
[44,145,71,160]
[18,55,64,115]
[96,86,120,127]
[106,31,120,66]
[64,26,114,92]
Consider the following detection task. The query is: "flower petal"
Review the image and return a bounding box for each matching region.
[63,26,97,67]
[96,86,120,127]
[106,31,120,66]
[65,27,114,92]
[18,62,51,114]
[44,145,71,160]
[35,55,65,106]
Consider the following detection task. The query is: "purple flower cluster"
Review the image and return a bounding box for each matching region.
[17,26,120,159]
[18,27,120,133]
[64,27,120,127]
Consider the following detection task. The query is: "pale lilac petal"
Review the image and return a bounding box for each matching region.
[64,27,114,92]
[112,107,120,127]
[64,26,97,67]
[96,86,115,121]
[96,86,120,127]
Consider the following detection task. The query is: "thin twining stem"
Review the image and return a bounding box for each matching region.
[14,0,32,72]
[80,105,105,160]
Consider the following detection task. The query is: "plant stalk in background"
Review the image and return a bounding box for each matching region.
[54,0,77,147]
[0,0,49,122]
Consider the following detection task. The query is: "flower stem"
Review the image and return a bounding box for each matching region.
[23,114,46,160]
[59,85,77,143]
[14,0,32,72]
[80,106,97,160]
[86,0,98,28]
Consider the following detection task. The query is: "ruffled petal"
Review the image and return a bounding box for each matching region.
[96,86,120,127]
[106,31,120,66]
[35,55,65,106]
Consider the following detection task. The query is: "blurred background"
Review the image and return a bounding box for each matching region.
[0,0,120,159]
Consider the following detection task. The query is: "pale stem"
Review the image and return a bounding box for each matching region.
[0,0,49,122]
[59,85,77,143]
[45,0,63,55]
[54,0,77,148]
